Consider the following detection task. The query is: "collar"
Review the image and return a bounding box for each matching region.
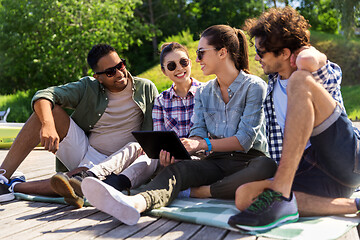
[169,77,198,100]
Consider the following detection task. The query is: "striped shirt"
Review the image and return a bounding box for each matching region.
[152,78,201,138]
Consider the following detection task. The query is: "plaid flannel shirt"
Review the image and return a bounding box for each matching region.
[265,61,360,163]
[152,78,201,138]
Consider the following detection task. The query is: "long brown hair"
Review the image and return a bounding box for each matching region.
[201,25,250,74]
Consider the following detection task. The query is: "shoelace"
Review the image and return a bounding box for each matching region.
[248,190,282,213]
[0,169,8,184]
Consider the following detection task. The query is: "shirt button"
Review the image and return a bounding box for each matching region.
[105,98,108,100]
[89,125,92,128]
[227,89,230,92]
[98,113,101,116]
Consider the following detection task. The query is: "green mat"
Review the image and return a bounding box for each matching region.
[148,197,360,239]
[14,193,360,239]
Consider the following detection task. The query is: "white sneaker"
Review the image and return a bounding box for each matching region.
[82,177,140,225]
[0,169,14,202]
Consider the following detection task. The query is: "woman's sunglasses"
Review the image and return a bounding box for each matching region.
[166,58,190,71]
[95,59,126,77]
[196,48,216,60]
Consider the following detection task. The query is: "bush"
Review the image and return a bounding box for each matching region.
[311,31,360,86]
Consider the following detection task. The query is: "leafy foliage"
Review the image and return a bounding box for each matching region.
[297,0,340,34]
[333,0,360,39]
[0,0,153,94]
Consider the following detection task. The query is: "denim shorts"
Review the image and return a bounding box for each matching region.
[292,105,360,198]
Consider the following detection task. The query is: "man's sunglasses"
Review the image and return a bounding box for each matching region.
[196,48,216,60]
[95,59,126,77]
[255,46,268,58]
[166,58,190,71]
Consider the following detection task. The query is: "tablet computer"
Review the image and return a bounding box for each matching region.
[132,131,191,160]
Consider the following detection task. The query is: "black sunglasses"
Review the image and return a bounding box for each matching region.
[95,59,126,77]
[196,48,216,60]
[166,58,190,71]
[255,46,268,58]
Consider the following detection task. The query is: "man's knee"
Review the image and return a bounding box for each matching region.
[287,70,316,95]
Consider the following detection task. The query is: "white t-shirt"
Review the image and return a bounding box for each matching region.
[273,75,311,149]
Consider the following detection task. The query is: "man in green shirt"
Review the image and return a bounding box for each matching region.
[0,44,158,205]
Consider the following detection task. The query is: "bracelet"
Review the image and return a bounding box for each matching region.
[204,138,212,152]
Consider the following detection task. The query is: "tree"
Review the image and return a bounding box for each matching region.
[333,0,360,39]
[0,0,153,94]
[297,0,340,34]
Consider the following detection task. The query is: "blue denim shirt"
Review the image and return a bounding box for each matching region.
[189,70,268,155]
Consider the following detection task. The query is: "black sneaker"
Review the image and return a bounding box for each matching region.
[50,172,84,208]
[0,169,14,202]
[228,189,299,232]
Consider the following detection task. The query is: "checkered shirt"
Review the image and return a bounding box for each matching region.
[265,61,360,163]
[152,78,201,138]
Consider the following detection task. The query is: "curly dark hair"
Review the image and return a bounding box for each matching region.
[243,6,311,56]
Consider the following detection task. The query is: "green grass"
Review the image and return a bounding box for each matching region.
[342,85,360,121]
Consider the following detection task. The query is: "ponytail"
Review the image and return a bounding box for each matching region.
[235,29,250,74]
[201,25,250,73]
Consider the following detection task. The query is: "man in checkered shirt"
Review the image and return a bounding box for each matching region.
[228,7,360,232]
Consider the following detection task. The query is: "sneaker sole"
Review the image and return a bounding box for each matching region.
[69,178,83,198]
[232,212,299,232]
[50,174,84,208]
[82,177,140,225]
[0,192,14,202]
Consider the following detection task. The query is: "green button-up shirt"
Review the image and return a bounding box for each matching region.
[31,74,158,134]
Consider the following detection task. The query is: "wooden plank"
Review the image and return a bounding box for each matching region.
[61,215,122,240]
[223,231,257,240]
[128,218,180,240]
[190,225,228,240]
[0,201,65,225]
[157,222,202,240]
[95,215,159,239]
[0,205,75,238]
[8,207,99,239]
[31,211,113,240]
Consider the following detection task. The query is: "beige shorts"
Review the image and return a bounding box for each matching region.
[56,118,108,170]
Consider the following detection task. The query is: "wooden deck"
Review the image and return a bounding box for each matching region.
[1,124,360,240]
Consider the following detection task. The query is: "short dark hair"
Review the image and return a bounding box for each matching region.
[87,44,115,71]
[244,7,311,55]
[160,42,189,70]
[201,25,250,74]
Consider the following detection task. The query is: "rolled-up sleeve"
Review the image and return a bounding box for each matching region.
[234,81,267,152]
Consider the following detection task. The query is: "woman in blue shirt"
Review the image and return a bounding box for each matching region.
[81,24,277,225]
